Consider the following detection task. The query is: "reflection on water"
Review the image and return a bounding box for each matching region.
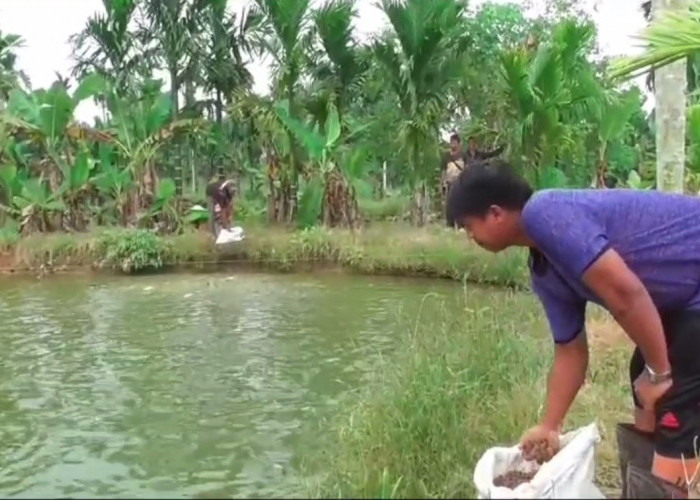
[0,272,473,498]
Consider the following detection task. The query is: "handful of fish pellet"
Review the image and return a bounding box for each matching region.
[521,438,559,464]
[493,470,536,489]
[492,438,560,489]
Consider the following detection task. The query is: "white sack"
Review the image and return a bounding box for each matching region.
[473,422,605,499]
[215,226,245,245]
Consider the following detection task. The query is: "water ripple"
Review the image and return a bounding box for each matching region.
[0,272,464,498]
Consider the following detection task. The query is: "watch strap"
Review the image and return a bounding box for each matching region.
[644,365,672,384]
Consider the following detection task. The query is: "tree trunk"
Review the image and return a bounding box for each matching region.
[381,160,387,198]
[215,89,223,125]
[169,67,179,119]
[411,182,430,226]
[654,0,688,193]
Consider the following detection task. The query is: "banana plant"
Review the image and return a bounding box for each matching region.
[58,146,97,230]
[185,204,209,225]
[103,77,203,216]
[0,162,18,226]
[139,177,182,233]
[5,73,106,156]
[274,98,370,228]
[0,216,19,244]
[9,177,65,233]
[93,144,133,225]
[274,99,338,228]
[274,98,340,171]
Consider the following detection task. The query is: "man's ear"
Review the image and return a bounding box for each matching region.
[488,205,504,218]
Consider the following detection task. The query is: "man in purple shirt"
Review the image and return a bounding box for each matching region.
[446,160,700,496]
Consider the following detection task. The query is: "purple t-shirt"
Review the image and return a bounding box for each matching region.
[522,188,700,344]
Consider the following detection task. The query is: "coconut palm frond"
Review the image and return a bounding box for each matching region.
[611,1,700,81]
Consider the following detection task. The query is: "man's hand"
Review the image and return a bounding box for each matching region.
[633,371,673,411]
[519,424,560,463]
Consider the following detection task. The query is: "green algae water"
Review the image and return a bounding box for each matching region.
[0,272,498,498]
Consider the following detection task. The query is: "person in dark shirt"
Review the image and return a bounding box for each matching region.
[206,170,235,236]
[446,160,700,496]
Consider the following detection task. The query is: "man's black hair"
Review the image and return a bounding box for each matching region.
[449,133,460,143]
[445,159,533,227]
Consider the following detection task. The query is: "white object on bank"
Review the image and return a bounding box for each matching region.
[215,226,245,245]
[473,422,604,499]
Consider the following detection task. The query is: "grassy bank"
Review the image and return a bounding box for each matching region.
[307,289,630,498]
[0,223,529,287]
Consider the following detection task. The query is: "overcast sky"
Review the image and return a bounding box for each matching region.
[0,0,647,121]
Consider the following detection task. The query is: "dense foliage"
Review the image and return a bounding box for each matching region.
[0,0,693,239]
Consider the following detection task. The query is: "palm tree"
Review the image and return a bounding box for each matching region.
[589,89,644,187]
[373,0,470,225]
[0,30,29,103]
[612,0,693,193]
[70,0,147,94]
[140,0,207,119]
[499,20,602,187]
[200,1,258,126]
[640,0,700,92]
[310,0,366,120]
[252,0,312,223]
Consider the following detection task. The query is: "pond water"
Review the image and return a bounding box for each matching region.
[0,272,509,498]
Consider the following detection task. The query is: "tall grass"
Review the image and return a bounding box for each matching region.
[307,290,551,498]
[307,292,631,498]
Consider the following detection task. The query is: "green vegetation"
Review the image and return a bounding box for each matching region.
[1,224,528,285]
[0,0,691,243]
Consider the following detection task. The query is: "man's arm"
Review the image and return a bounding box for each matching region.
[522,193,671,376]
[581,249,670,374]
[475,144,504,160]
[542,332,588,430]
[532,271,588,430]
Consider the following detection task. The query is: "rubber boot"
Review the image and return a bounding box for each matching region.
[627,463,687,498]
[617,423,655,498]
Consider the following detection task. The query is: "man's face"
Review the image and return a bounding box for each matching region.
[450,139,460,153]
[460,206,515,252]
[468,139,476,151]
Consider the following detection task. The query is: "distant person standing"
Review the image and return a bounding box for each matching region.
[206,168,235,237]
[441,133,468,199]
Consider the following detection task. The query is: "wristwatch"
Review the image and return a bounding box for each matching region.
[644,364,672,385]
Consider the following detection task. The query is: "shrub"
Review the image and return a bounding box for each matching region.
[97,228,173,273]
